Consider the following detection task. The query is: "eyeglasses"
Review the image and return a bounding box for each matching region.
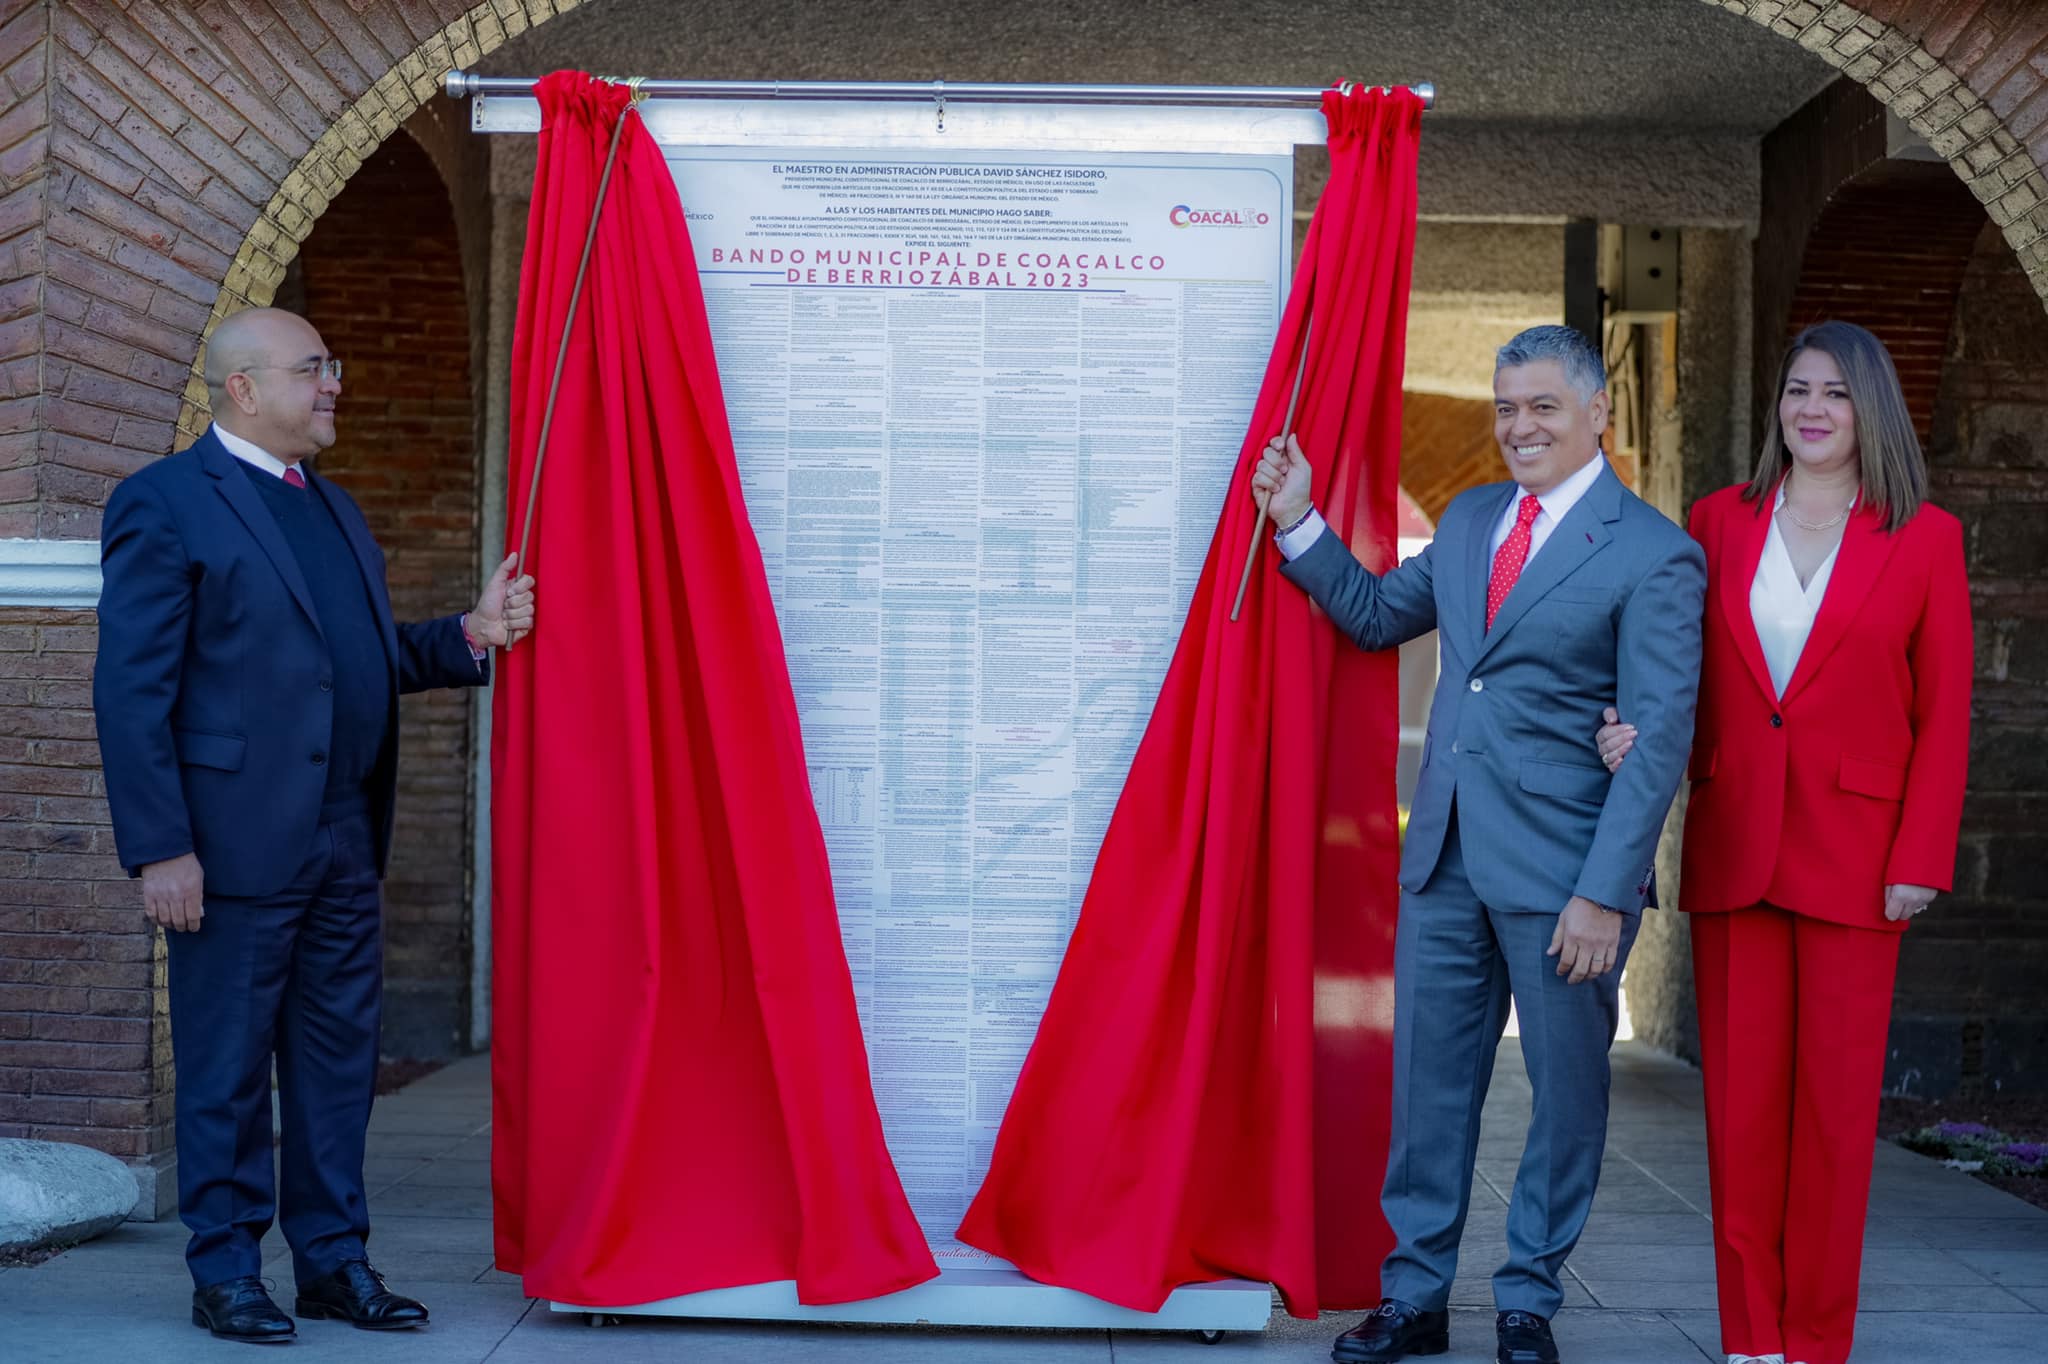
[246,358,343,382]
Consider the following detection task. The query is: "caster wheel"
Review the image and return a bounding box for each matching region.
[584,1312,618,1328]
[1199,1329,1225,1344]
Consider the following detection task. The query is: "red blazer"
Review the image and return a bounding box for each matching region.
[1678,482,1972,930]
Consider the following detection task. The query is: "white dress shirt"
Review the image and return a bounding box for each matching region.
[1275,451,1610,565]
[1750,484,1844,699]
[212,423,304,482]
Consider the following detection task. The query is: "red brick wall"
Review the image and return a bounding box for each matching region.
[32,0,249,540]
[297,130,478,1057]
[0,0,50,539]
[1784,159,1989,439]
[14,2,576,542]
[0,606,170,1166]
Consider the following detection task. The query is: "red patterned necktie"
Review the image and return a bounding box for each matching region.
[1485,494,1543,629]
[283,467,306,488]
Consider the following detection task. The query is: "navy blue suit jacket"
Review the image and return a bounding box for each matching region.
[94,427,487,899]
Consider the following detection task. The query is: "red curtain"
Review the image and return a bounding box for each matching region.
[955,86,1421,1317]
[490,72,937,1307]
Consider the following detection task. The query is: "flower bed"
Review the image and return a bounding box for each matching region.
[1882,1097,2048,1212]
[1897,1121,2048,1176]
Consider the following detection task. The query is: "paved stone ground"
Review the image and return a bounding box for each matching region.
[4,1040,2044,1361]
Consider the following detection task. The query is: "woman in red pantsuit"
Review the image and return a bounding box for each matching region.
[1598,320,1972,1364]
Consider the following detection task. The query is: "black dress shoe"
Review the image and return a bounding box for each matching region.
[192,1276,296,1343]
[1333,1297,1451,1362]
[295,1258,430,1330]
[1496,1309,1560,1364]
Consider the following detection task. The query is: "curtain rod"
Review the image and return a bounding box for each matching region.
[442,71,1435,110]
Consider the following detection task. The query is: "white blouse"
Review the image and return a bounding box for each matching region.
[1750,486,1845,699]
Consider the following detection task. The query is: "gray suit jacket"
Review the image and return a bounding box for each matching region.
[1282,463,1706,916]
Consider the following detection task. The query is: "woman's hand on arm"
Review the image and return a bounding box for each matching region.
[1596,706,1636,773]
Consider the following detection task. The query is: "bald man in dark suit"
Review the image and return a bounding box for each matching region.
[94,308,533,1342]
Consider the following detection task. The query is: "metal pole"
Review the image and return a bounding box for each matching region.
[444,70,1434,109]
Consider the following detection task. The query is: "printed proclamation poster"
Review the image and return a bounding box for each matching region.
[666,146,1292,1261]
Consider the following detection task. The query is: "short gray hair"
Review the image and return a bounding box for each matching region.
[1495,325,1606,402]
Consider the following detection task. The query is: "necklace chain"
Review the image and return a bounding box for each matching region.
[1783,474,1853,533]
[1785,503,1850,532]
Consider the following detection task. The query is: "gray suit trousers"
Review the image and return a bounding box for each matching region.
[1379,809,1639,1317]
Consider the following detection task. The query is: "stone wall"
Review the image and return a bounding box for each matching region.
[0,604,171,1214]
[1907,219,2048,1096]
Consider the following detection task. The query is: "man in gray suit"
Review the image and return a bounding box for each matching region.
[1251,326,1705,1364]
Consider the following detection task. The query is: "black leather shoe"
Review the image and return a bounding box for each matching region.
[1496,1309,1560,1364]
[294,1258,430,1330]
[191,1276,296,1343]
[1333,1297,1451,1362]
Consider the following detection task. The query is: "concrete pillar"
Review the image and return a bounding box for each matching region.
[1622,226,1750,1064]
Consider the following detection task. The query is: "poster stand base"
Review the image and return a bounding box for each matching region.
[550,1268,1273,1335]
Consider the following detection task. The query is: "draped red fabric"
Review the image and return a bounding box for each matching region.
[955,86,1422,1318]
[490,72,937,1307]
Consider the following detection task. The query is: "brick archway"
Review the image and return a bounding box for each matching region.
[154,1,2048,444]
[14,0,2048,537]
[169,1,592,441]
[1706,1,2048,309]
[1783,159,1991,437]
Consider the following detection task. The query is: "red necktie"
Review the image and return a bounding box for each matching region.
[283,467,306,488]
[1485,494,1542,629]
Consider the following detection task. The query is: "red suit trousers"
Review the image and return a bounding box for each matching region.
[1692,905,1901,1364]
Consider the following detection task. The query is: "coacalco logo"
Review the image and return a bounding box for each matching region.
[1169,204,1271,228]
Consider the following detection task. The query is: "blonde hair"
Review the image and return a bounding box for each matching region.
[1746,319,1927,533]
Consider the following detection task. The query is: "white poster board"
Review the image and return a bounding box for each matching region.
[480,96,1296,1332]
[682,143,1290,1249]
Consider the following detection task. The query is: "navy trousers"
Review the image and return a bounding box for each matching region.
[165,810,383,1288]
[1378,813,1640,1317]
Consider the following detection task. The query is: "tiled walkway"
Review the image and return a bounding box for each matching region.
[5,1040,2045,1361]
